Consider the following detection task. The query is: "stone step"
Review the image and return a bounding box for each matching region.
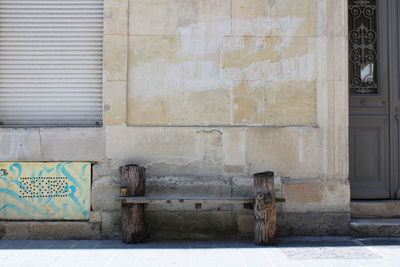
[350,219,400,237]
[351,201,400,219]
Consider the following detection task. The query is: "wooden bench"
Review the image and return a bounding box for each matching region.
[116,165,283,245]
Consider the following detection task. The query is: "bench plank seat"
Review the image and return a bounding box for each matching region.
[115,196,285,204]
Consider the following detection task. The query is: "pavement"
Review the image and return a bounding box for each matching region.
[0,237,400,267]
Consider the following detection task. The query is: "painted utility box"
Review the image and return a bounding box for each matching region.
[0,162,91,220]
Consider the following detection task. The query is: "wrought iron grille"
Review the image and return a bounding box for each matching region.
[349,0,378,95]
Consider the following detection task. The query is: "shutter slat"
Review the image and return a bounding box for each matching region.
[0,92,101,97]
[0,101,101,106]
[0,70,101,74]
[0,107,102,111]
[0,0,103,126]
[0,60,102,65]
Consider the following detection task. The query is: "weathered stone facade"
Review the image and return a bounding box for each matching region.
[0,0,349,239]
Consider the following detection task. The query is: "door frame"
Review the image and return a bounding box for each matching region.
[388,0,400,199]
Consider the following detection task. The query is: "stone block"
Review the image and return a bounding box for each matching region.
[232,0,315,37]
[197,0,231,20]
[40,128,106,161]
[0,129,42,161]
[270,0,316,37]
[280,36,316,60]
[282,179,350,213]
[284,181,323,204]
[274,176,282,199]
[92,176,120,211]
[92,160,114,180]
[316,37,347,82]
[128,36,178,70]
[264,82,317,126]
[350,219,400,237]
[222,37,280,68]
[223,128,246,171]
[232,0,270,21]
[246,127,321,178]
[103,34,128,81]
[224,165,245,174]
[0,222,30,239]
[237,215,253,235]
[231,82,264,125]
[103,81,127,125]
[104,0,128,35]
[351,201,400,219]
[29,222,100,240]
[128,95,172,125]
[316,0,347,37]
[323,181,351,211]
[101,211,121,239]
[90,211,102,223]
[279,212,350,236]
[230,176,253,196]
[0,221,100,240]
[129,0,198,36]
[171,89,231,125]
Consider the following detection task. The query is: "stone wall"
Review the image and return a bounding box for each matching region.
[0,0,349,239]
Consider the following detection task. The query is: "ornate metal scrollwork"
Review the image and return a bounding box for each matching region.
[349,0,378,95]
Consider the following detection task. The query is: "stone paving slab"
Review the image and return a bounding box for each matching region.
[0,237,399,267]
[278,239,380,260]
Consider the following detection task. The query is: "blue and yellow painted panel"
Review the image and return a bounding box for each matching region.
[0,162,91,220]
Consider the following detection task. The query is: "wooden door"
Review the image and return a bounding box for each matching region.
[349,0,392,199]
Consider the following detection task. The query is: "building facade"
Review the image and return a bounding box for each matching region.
[0,0,395,239]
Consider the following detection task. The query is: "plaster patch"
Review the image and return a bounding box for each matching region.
[232,17,305,39]
[131,54,315,97]
[136,135,172,145]
[178,16,305,57]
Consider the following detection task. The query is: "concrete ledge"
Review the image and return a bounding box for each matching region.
[351,201,400,219]
[350,219,400,237]
[279,212,350,236]
[0,221,101,240]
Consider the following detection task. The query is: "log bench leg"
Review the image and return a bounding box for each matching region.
[253,171,277,245]
[120,165,146,243]
[121,203,145,243]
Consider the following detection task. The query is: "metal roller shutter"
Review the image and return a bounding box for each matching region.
[0,0,103,127]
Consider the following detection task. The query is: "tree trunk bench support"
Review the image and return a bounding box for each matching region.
[120,164,146,243]
[118,165,281,245]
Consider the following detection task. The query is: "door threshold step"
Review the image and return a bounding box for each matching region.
[351,200,400,219]
[350,219,400,237]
